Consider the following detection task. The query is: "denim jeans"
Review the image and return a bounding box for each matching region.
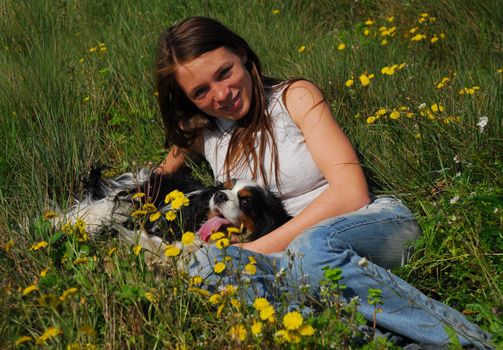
[189,196,493,349]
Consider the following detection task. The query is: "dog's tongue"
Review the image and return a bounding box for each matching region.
[198,216,231,242]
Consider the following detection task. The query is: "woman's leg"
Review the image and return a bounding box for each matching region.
[282,197,492,348]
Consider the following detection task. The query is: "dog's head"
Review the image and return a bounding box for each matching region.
[197,179,291,242]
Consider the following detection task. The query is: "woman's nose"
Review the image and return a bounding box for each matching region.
[214,84,232,103]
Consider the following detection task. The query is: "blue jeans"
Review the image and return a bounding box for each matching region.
[189,196,493,349]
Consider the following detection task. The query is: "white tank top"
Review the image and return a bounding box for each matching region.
[203,86,329,216]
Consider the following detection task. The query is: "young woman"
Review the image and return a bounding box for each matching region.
[154,16,492,348]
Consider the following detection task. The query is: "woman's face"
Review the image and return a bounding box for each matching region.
[175,46,253,121]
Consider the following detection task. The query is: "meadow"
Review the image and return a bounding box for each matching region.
[0,0,502,348]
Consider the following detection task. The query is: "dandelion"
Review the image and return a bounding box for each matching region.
[376,108,387,116]
[229,324,247,342]
[164,189,184,204]
[411,34,427,41]
[148,212,161,222]
[253,297,270,311]
[15,336,33,346]
[299,324,315,336]
[298,45,306,53]
[436,77,450,89]
[82,96,90,102]
[431,35,439,43]
[60,287,78,301]
[181,231,195,245]
[272,9,280,15]
[431,103,444,112]
[386,16,395,23]
[133,245,142,256]
[259,304,276,321]
[35,327,62,344]
[209,231,226,241]
[171,196,189,210]
[215,238,230,249]
[209,293,222,305]
[165,211,177,221]
[381,39,388,46]
[22,285,39,296]
[214,262,226,273]
[4,239,14,252]
[381,65,397,75]
[364,19,374,26]
[40,267,49,277]
[366,116,378,124]
[497,68,503,74]
[359,73,374,87]
[389,110,400,119]
[363,28,371,36]
[131,192,145,200]
[43,211,58,220]
[244,262,257,275]
[337,43,346,50]
[251,321,263,336]
[30,241,48,251]
[345,78,354,87]
[107,247,117,256]
[409,27,418,34]
[164,245,181,257]
[144,292,156,303]
[190,275,203,286]
[143,203,157,212]
[283,311,303,330]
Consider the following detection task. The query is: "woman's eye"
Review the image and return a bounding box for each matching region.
[218,67,231,80]
[193,87,208,99]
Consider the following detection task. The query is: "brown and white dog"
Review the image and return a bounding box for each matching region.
[56,166,291,260]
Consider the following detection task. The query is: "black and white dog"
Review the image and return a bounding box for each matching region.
[58,166,291,259]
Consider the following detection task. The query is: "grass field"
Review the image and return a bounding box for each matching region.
[1,0,502,348]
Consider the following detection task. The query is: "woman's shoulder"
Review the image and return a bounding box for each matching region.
[281,79,326,127]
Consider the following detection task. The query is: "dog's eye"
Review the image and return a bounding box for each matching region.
[239,197,251,209]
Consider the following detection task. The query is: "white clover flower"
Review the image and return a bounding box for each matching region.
[449,195,460,204]
[418,102,427,109]
[477,116,488,133]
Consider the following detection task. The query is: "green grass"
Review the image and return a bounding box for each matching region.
[1,0,502,348]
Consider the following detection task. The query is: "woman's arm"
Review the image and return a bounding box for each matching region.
[156,135,204,174]
[241,80,370,254]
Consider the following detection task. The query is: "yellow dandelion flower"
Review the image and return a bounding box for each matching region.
[248,256,256,264]
[89,47,96,53]
[431,103,444,112]
[415,132,422,139]
[259,305,275,321]
[133,245,142,256]
[188,287,210,297]
[386,16,395,23]
[107,247,117,256]
[190,275,203,286]
[79,58,84,63]
[418,17,426,24]
[229,324,247,342]
[359,73,374,87]
[40,267,49,277]
[409,27,418,34]
[298,45,306,53]
[251,321,263,336]
[164,189,183,204]
[381,66,395,75]
[209,231,226,241]
[227,226,241,234]
[272,9,280,15]
[131,192,145,199]
[497,68,503,73]
[15,335,33,346]
[35,327,62,344]
[149,212,161,222]
[274,329,289,343]
[22,284,39,296]
[214,262,226,273]
[253,297,270,311]
[30,241,48,251]
[4,239,14,252]
[230,298,241,309]
[144,292,156,303]
[365,19,374,26]
[366,116,377,124]
[345,78,354,87]
[431,35,439,43]
[182,231,195,245]
[299,324,315,336]
[224,284,237,295]
[171,196,189,210]
[165,211,177,221]
[43,211,58,220]
[73,257,88,265]
[209,293,222,305]
[390,110,400,119]
[60,287,78,301]
[363,28,371,36]
[164,245,181,257]
[215,238,230,249]
[143,203,157,212]
[411,34,427,41]
[337,43,346,50]
[381,39,388,46]
[82,96,90,102]
[420,12,429,18]
[244,263,257,275]
[440,33,446,39]
[376,108,387,116]
[154,91,159,97]
[131,209,147,217]
[283,311,304,330]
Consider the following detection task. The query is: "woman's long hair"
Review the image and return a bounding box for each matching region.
[155,16,281,188]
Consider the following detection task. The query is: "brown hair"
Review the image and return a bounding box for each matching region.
[155,16,282,188]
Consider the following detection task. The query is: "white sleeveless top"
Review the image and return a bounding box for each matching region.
[203,87,329,216]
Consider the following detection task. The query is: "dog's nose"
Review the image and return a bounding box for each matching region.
[214,191,227,204]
